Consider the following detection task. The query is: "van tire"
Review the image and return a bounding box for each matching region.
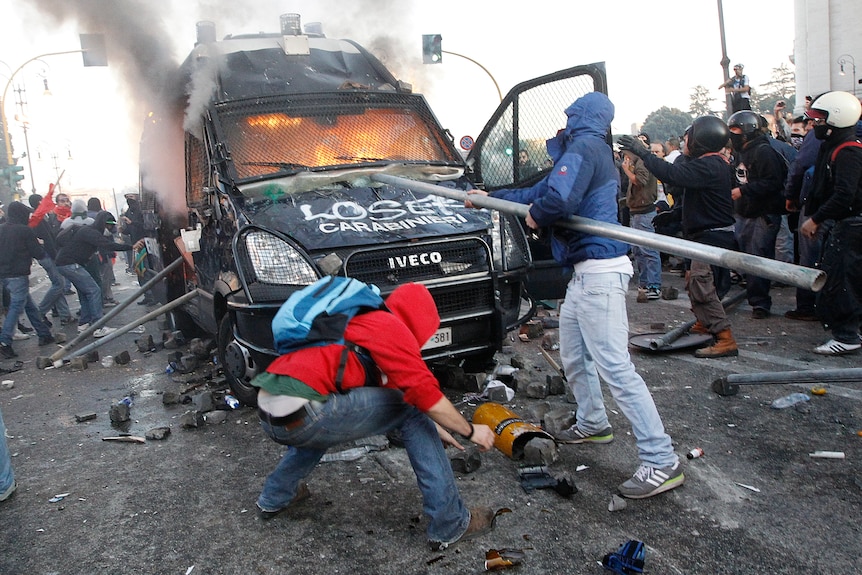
[217,315,259,407]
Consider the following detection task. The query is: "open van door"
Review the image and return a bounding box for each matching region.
[467,63,609,301]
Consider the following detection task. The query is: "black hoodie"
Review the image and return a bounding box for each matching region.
[55,210,134,267]
[0,201,46,278]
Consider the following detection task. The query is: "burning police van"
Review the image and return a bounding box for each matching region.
[146,14,608,404]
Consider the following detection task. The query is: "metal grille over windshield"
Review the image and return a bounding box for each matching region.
[476,72,599,190]
[216,93,460,180]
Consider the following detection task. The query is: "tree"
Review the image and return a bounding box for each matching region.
[639,107,693,143]
[751,63,796,114]
[689,85,718,118]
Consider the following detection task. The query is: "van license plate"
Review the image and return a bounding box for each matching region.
[423,327,452,350]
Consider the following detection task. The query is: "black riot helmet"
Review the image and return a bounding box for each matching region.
[686,116,730,158]
[727,110,761,151]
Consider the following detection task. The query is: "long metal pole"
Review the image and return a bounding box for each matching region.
[713,368,862,396]
[369,173,826,293]
[54,290,200,364]
[717,0,733,117]
[49,257,183,362]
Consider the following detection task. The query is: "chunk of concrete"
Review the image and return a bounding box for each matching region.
[522,437,559,466]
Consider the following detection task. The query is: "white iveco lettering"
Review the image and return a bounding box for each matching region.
[388,252,443,269]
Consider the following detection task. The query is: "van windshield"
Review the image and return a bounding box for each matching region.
[221,106,459,180]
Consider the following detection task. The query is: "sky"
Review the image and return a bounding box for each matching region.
[0,0,795,205]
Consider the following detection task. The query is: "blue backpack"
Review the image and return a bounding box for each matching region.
[272,276,384,355]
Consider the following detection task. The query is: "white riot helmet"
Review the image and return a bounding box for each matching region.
[806,91,862,129]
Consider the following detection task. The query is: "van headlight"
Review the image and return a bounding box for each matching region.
[238,228,318,286]
[490,211,531,271]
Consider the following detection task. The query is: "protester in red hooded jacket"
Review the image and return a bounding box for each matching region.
[252,282,497,550]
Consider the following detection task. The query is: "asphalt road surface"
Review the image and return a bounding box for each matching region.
[1,262,860,574]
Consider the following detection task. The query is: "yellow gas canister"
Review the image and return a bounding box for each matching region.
[472,402,554,459]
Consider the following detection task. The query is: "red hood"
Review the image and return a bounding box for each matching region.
[385,283,439,347]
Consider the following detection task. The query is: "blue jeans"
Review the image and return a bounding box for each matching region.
[37,257,72,321]
[57,264,102,326]
[0,407,13,494]
[735,214,781,311]
[257,387,469,543]
[0,276,52,346]
[629,212,662,288]
[795,207,825,313]
[559,272,677,468]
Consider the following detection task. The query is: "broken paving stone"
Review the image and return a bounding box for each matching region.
[84,350,100,363]
[525,381,548,399]
[204,410,228,425]
[188,338,211,359]
[486,384,512,403]
[114,350,131,365]
[449,447,482,474]
[162,391,180,405]
[109,403,131,424]
[145,426,171,440]
[69,357,88,371]
[36,356,53,370]
[75,413,97,423]
[542,407,576,437]
[53,332,67,343]
[136,335,155,353]
[191,391,214,413]
[522,437,558,466]
[179,354,199,373]
[519,320,543,339]
[546,374,566,396]
[180,411,206,429]
[509,355,527,369]
[541,334,559,351]
[608,494,627,512]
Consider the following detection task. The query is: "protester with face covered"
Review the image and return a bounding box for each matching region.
[0,202,55,358]
[466,92,683,500]
[799,91,862,355]
[620,117,739,358]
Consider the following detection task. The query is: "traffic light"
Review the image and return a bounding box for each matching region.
[422,34,442,64]
[8,165,23,186]
[2,165,24,190]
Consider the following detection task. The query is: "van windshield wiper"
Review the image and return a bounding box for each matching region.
[241,161,310,171]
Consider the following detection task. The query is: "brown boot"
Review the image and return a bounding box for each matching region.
[694,329,738,358]
[429,506,497,550]
[689,320,710,335]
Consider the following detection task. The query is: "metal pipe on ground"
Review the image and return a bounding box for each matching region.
[713,368,862,396]
[50,290,200,365]
[648,290,747,350]
[49,258,183,362]
[369,173,826,293]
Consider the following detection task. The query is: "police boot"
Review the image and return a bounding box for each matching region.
[694,329,738,358]
[689,320,709,335]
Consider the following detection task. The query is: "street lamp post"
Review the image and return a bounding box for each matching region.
[1,49,89,167]
[837,54,857,95]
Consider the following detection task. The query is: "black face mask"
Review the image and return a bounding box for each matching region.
[729,132,746,151]
[790,134,805,150]
[813,125,832,140]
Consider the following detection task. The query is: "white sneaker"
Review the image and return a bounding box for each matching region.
[813,339,861,355]
[93,327,117,338]
[77,323,91,334]
[12,330,30,341]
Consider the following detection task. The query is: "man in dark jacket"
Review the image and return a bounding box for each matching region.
[55,211,141,337]
[28,194,73,326]
[621,116,739,358]
[467,93,682,500]
[799,91,862,355]
[0,202,55,357]
[728,110,789,319]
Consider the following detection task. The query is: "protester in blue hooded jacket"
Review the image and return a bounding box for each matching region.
[466,92,683,499]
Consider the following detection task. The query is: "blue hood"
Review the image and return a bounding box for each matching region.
[547,92,614,161]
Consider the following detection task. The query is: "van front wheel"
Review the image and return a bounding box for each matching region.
[217,315,260,407]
